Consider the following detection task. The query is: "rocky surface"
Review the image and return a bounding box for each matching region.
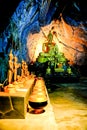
[27,19,87,66]
[0,0,87,64]
[0,0,87,83]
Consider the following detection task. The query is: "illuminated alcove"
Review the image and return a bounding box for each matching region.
[0,0,87,82]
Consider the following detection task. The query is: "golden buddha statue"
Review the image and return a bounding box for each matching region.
[8,50,14,84]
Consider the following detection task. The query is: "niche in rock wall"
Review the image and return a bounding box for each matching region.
[27,19,87,67]
[27,20,82,83]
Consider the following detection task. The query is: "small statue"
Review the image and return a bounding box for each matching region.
[21,60,25,77]
[24,62,30,76]
[67,66,72,74]
[47,30,53,44]
[42,30,55,53]
[8,50,14,84]
[21,60,30,77]
[13,56,21,81]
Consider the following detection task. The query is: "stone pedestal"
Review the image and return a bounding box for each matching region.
[0,94,57,130]
[0,78,35,119]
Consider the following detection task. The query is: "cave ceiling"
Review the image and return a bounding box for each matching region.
[0,0,87,33]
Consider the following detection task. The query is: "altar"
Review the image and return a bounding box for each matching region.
[0,78,57,130]
[0,77,35,119]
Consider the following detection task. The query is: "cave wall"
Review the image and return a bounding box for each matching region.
[0,0,87,80]
[27,18,87,66]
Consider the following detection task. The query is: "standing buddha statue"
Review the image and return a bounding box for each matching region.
[8,50,14,84]
[13,56,21,81]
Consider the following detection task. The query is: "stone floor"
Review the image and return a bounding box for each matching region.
[0,90,57,130]
[0,103,57,130]
[0,77,87,130]
[49,77,87,130]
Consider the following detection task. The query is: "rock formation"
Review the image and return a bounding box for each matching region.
[0,0,87,81]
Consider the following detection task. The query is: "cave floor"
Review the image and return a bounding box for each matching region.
[49,77,87,130]
[0,77,87,130]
